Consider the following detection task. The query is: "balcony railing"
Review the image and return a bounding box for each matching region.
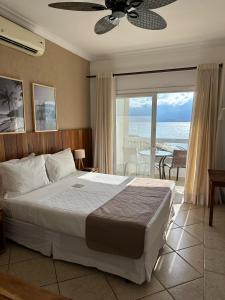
[116,135,188,179]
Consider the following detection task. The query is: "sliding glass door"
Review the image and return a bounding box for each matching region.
[115,91,194,180]
[115,96,156,177]
[155,92,194,181]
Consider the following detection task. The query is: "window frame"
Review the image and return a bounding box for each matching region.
[114,86,195,176]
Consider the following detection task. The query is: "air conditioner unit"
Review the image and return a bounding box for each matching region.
[0,16,45,56]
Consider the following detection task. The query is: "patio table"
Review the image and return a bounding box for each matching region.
[139,149,172,179]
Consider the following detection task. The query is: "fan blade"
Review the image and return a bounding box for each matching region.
[49,2,107,11]
[95,16,119,34]
[140,0,177,10]
[127,9,167,30]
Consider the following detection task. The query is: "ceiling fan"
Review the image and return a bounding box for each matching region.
[48,0,177,35]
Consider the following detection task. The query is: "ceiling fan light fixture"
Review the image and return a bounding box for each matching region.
[130,0,144,8]
[49,0,177,34]
[128,10,139,18]
[112,11,126,19]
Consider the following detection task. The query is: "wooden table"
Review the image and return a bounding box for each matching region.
[208,169,225,226]
[139,149,172,179]
[0,272,70,300]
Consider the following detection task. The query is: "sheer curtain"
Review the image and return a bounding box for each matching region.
[185,64,222,206]
[93,73,114,174]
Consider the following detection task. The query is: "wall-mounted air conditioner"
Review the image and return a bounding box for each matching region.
[0,16,45,56]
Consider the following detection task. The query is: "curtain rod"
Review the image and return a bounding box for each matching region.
[87,64,223,78]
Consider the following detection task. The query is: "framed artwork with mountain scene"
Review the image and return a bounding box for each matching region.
[0,75,25,134]
[32,83,57,132]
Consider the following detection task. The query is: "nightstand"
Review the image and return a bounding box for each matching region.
[83,167,98,173]
[0,208,5,253]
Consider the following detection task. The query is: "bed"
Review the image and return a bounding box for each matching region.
[0,170,175,284]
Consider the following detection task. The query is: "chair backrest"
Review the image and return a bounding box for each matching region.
[172,150,187,168]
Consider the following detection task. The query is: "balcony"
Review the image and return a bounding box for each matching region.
[115,134,188,182]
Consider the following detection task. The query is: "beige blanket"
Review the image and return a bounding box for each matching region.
[86,178,173,259]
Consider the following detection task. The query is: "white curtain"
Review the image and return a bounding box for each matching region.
[185,64,222,206]
[215,68,225,169]
[93,73,114,174]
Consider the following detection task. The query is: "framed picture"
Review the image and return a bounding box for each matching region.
[32,83,57,132]
[0,75,25,134]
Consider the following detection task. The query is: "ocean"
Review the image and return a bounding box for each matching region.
[128,116,191,141]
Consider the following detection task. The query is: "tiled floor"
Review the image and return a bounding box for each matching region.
[0,187,225,300]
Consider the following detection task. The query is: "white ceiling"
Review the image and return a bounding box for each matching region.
[1,0,225,61]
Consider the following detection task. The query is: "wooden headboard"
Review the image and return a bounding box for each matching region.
[0,128,92,167]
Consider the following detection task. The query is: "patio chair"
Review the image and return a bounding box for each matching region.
[123,147,139,176]
[163,150,187,181]
[155,156,162,179]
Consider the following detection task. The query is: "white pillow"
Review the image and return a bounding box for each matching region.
[0,154,35,197]
[1,155,49,199]
[45,148,76,182]
[21,153,35,160]
[0,159,16,196]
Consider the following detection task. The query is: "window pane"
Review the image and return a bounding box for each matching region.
[115,97,153,176]
[156,91,194,181]
[156,92,194,149]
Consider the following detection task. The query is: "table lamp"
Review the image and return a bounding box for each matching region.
[74,149,85,170]
[219,108,225,121]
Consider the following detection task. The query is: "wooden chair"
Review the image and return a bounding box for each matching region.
[163,150,187,181]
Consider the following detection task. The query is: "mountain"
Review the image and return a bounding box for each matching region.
[129,101,193,122]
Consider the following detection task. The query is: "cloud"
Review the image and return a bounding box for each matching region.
[129,92,194,108]
[129,97,151,108]
[157,92,194,106]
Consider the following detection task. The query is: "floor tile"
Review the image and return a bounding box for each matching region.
[188,207,205,217]
[169,278,204,300]
[182,223,204,242]
[173,187,184,204]
[204,209,225,229]
[106,274,164,300]
[168,221,180,230]
[205,271,225,300]
[175,210,203,227]
[205,248,225,275]
[174,203,201,212]
[159,244,174,256]
[55,260,97,282]
[0,248,10,266]
[9,257,57,287]
[10,242,42,263]
[42,283,59,294]
[166,228,201,251]
[204,228,225,250]
[154,252,201,288]
[142,291,173,300]
[59,273,116,300]
[177,244,204,274]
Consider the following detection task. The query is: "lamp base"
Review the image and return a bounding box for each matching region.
[78,159,84,170]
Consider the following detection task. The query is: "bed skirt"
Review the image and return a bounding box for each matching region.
[4,196,174,284]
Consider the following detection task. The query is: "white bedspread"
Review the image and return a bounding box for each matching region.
[0,172,132,238]
[0,172,174,240]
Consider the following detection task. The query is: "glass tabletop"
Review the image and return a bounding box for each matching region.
[139,149,172,157]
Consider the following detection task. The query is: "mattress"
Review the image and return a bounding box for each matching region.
[0,171,175,240]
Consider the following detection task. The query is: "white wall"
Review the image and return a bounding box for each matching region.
[91,41,225,124]
[91,41,225,75]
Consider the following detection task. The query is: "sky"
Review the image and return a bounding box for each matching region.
[130,92,194,108]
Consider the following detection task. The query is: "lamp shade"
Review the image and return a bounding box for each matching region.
[219,108,225,121]
[74,149,85,160]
